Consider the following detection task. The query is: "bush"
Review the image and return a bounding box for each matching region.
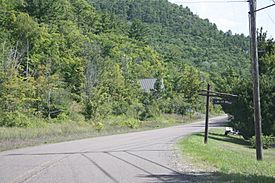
[249,135,275,149]
[126,103,145,119]
[112,101,128,115]
[118,118,140,129]
[94,122,104,131]
[57,113,70,121]
[0,112,31,127]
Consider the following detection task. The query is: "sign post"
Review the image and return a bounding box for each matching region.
[204,84,210,144]
[199,87,237,144]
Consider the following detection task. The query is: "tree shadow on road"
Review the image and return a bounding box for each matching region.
[4,147,274,183]
[139,171,275,183]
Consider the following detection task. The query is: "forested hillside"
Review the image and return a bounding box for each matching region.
[1,0,259,133]
[89,0,250,74]
[0,0,204,127]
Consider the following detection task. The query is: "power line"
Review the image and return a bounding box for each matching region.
[269,1,275,24]
[266,12,275,25]
[254,3,275,12]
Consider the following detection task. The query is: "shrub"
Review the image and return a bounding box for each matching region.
[112,101,128,115]
[0,112,31,127]
[94,122,104,131]
[249,135,275,149]
[57,113,70,121]
[119,118,140,129]
[126,103,145,119]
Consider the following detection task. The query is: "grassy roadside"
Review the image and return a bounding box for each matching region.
[178,129,275,183]
[0,114,201,152]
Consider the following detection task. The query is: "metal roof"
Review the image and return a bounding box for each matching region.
[139,78,164,92]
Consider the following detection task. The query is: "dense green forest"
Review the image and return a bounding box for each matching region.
[219,30,275,138]
[0,0,273,137]
[0,0,203,128]
[89,0,250,74]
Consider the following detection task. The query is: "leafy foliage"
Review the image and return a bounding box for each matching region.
[218,30,275,138]
[249,135,275,149]
[89,0,250,75]
[0,0,252,128]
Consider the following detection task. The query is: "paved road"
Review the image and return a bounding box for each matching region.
[0,116,227,183]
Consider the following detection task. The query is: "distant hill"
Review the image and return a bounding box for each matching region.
[89,0,250,75]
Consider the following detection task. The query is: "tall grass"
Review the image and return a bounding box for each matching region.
[0,114,196,152]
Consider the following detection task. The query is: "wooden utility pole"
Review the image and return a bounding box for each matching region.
[204,84,210,144]
[249,0,263,160]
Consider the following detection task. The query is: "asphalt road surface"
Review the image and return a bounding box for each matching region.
[0,116,227,183]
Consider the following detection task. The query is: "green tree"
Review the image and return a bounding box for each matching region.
[220,32,275,138]
[129,19,149,42]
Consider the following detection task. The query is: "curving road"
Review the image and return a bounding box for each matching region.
[0,116,227,183]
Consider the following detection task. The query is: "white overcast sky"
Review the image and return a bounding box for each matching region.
[169,0,275,38]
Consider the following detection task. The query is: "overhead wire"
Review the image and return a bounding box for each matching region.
[266,12,275,25]
[256,0,275,36]
[255,3,275,12]
[262,1,275,25]
[174,0,274,36]
[270,0,275,24]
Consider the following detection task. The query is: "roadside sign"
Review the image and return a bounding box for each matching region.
[213,98,232,105]
[199,85,236,144]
